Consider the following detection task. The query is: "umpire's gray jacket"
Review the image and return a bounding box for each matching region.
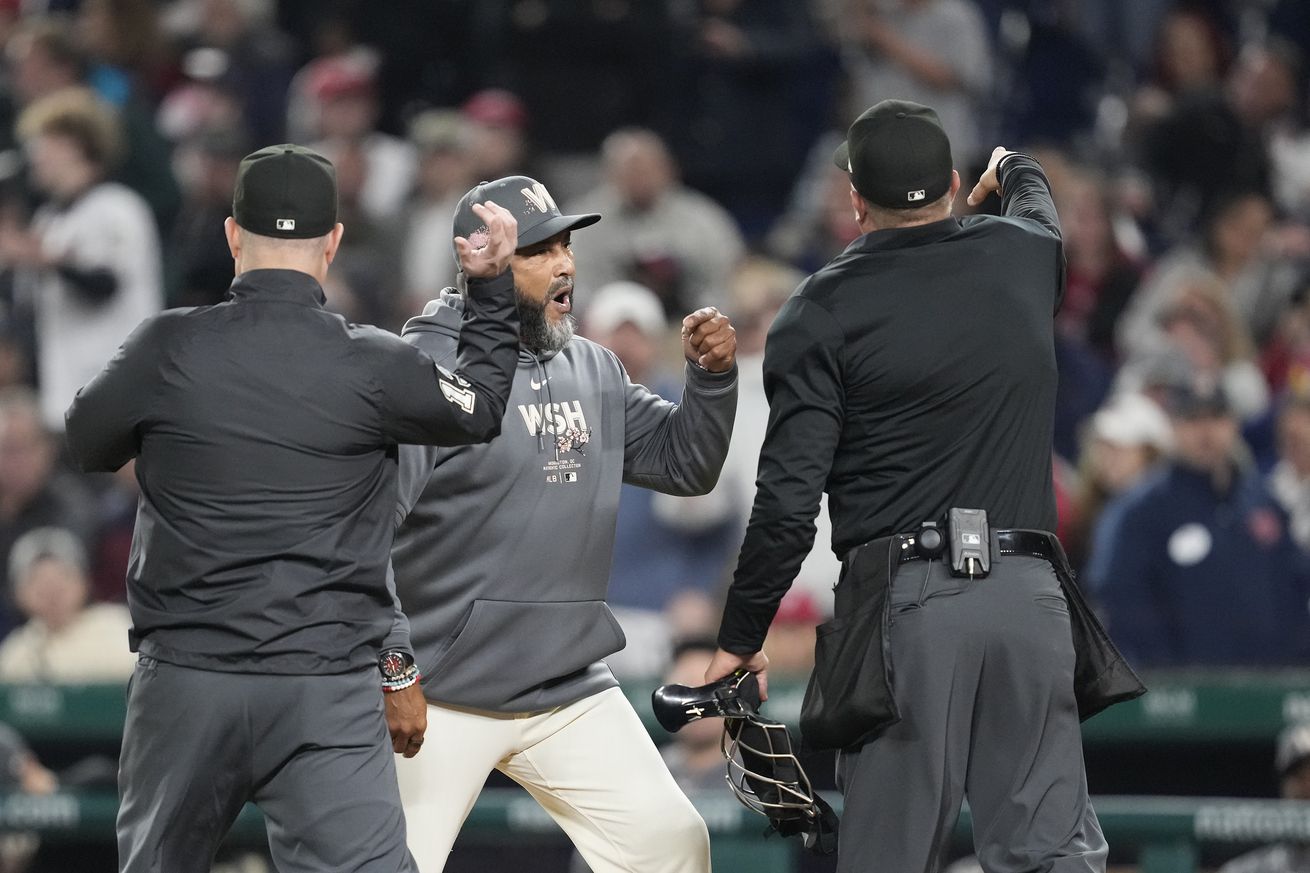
[387,292,736,712]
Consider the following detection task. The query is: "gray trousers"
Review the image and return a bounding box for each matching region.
[835,556,1108,873]
[116,656,417,873]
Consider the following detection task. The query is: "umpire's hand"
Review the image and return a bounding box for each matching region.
[681,307,736,372]
[385,683,428,758]
[455,201,518,279]
[966,146,1018,206]
[705,648,770,701]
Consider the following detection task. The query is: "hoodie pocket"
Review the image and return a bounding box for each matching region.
[422,599,626,710]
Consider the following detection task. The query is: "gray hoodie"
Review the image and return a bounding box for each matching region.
[387,292,737,712]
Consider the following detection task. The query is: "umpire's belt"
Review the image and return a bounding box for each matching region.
[892,528,1058,565]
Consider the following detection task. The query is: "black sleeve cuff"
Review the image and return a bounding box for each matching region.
[462,270,515,308]
[716,586,779,654]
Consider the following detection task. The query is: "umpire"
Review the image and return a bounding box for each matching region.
[705,101,1144,872]
[64,144,521,873]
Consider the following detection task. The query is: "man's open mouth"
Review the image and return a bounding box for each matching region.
[550,286,572,313]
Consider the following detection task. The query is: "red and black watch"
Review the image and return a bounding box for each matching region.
[379,648,420,693]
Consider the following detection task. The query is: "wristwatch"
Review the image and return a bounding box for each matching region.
[379,649,420,693]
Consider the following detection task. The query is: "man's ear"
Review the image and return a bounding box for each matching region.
[323,222,345,266]
[849,186,867,226]
[224,217,240,260]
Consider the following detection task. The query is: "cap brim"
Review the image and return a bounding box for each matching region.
[832,140,850,172]
[517,212,602,248]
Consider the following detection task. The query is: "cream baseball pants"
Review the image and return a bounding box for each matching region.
[395,686,711,872]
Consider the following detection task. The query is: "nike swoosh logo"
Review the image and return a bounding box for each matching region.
[529,377,549,390]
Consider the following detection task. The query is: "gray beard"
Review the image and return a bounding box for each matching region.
[517,289,574,354]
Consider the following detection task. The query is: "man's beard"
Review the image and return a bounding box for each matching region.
[517,284,575,354]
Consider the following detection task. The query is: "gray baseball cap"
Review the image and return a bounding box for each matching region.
[451,176,600,261]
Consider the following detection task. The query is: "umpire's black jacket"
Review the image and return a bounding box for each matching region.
[65,268,519,675]
[721,155,1066,651]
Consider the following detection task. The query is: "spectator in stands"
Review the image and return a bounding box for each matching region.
[5,16,179,235]
[1120,190,1300,359]
[1263,285,1310,396]
[154,45,246,147]
[1055,167,1145,360]
[0,720,54,795]
[1128,5,1231,132]
[89,459,137,604]
[163,0,296,145]
[320,135,404,329]
[307,50,416,226]
[76,0,173,106]
[762,589,819,681]
[1270,392,1310,553]
[461,88,532,187]
[838,0,992,166]
[1085,378,1310,667]
[1136,35,1280,246]
[2,87,162,432]
[666,0,822,234]
[166,124,247,308]
[566,128,744,319]
[0,719,55,871]
[766,159,863,274]
[400,109,477,315]
[1117,273,1270,423]
[1067,392,1173,572]
[0,388,94,634]
[0,526,135,682]
[1217,721,1310,873]
[585,281,738,678]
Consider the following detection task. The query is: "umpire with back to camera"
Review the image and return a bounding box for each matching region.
[704,100,1147,873]
[64,144,522,873]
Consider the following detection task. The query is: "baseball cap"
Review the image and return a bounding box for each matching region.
[1276,723,1310,777]
[452,175,600,258]
[232,144,338,239]
[833,99,953,209]
[1091,393,1173,453]
[408,108,471,153]
[461,89,528,130]
[307,55,375,102]
[587,282,666,337]
[9,526,87,587]
[1162,378,1232,419]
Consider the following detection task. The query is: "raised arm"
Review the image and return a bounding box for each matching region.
[622,307,738,495]
[375,202,522,446]
[967,147,1061,241]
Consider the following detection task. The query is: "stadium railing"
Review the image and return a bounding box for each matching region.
[2,668,1307,873]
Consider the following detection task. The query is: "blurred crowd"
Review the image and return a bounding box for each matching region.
[0,0,1299,714]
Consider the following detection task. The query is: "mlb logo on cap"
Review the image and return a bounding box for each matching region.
[908,190,926,202]
[276,219,296,231]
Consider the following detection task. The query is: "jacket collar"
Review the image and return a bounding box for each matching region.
[226,269,327,307]
[844,216,963,255]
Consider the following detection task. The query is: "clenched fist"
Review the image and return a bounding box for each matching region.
[681,307,736,373]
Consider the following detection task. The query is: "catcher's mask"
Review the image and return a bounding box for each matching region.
[651,671,839,854]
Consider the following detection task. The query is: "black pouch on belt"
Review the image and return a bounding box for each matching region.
[799,536,901,750]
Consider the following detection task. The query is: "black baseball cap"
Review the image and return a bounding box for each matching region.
[451,176,600,261]
[232,144,338,239]
[1163,379,1232,419]
[833,99,954,209]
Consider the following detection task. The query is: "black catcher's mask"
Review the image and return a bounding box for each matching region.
[651,671,839,854]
